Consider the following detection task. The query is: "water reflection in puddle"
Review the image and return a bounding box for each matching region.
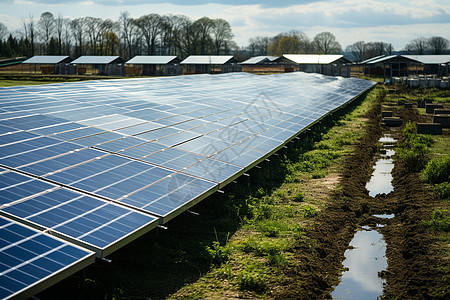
[378,136,396,143]
[373,214,395,219]
[365,134,397,197]
[332,227,387,299]
[332,134,397,299]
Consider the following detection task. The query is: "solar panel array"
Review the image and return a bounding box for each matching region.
[0,72,375,298]
[0,215,95,299]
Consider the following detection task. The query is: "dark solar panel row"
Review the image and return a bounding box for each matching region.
[0,72,375,299]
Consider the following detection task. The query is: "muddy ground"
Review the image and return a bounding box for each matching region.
[275,87,449,299]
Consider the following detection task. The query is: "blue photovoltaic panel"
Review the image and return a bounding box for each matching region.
[0,73,375,225]
[0,72,375,287]
[119,173,216,219]
[0,171,159,257]
[0,216,95,299]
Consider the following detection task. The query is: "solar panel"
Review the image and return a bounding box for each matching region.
[0,216,95,299]
[0,72,375,295]
[0,73,375,223]
[0,170,159,257]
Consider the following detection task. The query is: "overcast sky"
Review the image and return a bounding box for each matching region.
[1,0,449,51]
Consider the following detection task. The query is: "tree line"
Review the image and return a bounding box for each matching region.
[0,11,449,62]
[0,12,235,60]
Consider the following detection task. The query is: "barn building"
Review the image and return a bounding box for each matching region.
[180,55,241,74]
[125,56,182,76]
[278,54,351,77]
[22,56,72,74]
[239,56,282,73]
[70,56,125,76]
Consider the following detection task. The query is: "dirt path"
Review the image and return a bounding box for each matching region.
[276,87,449,299]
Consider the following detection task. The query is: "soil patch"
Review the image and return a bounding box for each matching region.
[275,87,449,299]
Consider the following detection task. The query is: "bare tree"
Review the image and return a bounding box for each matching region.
[54,14,64,54]
[312,32,342,54]
[119,11,137,59]
[346,41,366,62]
[194,17,214,54]
[38,12,55,52]
[248,37,257,56]
[211,18,233,55]
[71,18,84,56]
[159,15,176,55]
[84,17,103,55]
[428,36,449,54]
[0,22,8,42]
[171,15,195,56]
[256,37,270,55]
[134,14,163,55]
[248,36,270,56]
[162,14,189,57]
[97,19,116,55]
[364,41,392,58]
[104,30,120,56]
[62,18,72,55]
[22,14,36,56]
[288,30,311,53]
[405,37,429,54]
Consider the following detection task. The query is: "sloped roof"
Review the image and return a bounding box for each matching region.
[363,54,450,65]
[283,54,346,64]
[365,55,399,65]
[359,55,386,64]
[402,55,450,64]
[239,56,279,65]
[180,55,234,65]
[126,56,179,65]
[71,56,123,64]
[23,56,71,64]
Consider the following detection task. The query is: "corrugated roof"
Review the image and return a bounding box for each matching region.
[402,55,450,64]
[365,55,399,65]
[180,55,234,65]
[23,56,70,64]
[239,56,279,65]
[126,56,179,65]
[71,56,122,64]
[360,55,386,64]
[283,54,344,64]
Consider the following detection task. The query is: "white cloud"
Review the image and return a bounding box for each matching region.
[0,0,449,49]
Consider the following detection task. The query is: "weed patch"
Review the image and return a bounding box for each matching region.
[434,182,450,200]
[293,192,305,202]
[423,156,450,184]
[301,205,319,218]
[397,121,433,172]
[237,270,267,293]
[425,210,450,232]
[206,241,230,266]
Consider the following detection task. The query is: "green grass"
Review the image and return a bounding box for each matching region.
[425,210,450,232]
[397,121,434,172]
[423,137,450,201]
[413,87,450,103]
[0,80,58,87]
[0,74,126,87]
[423,156,450,184]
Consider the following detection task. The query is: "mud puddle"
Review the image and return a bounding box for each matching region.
[331,224,388,299]
[365,134,397,197]
[332,134,397,299]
